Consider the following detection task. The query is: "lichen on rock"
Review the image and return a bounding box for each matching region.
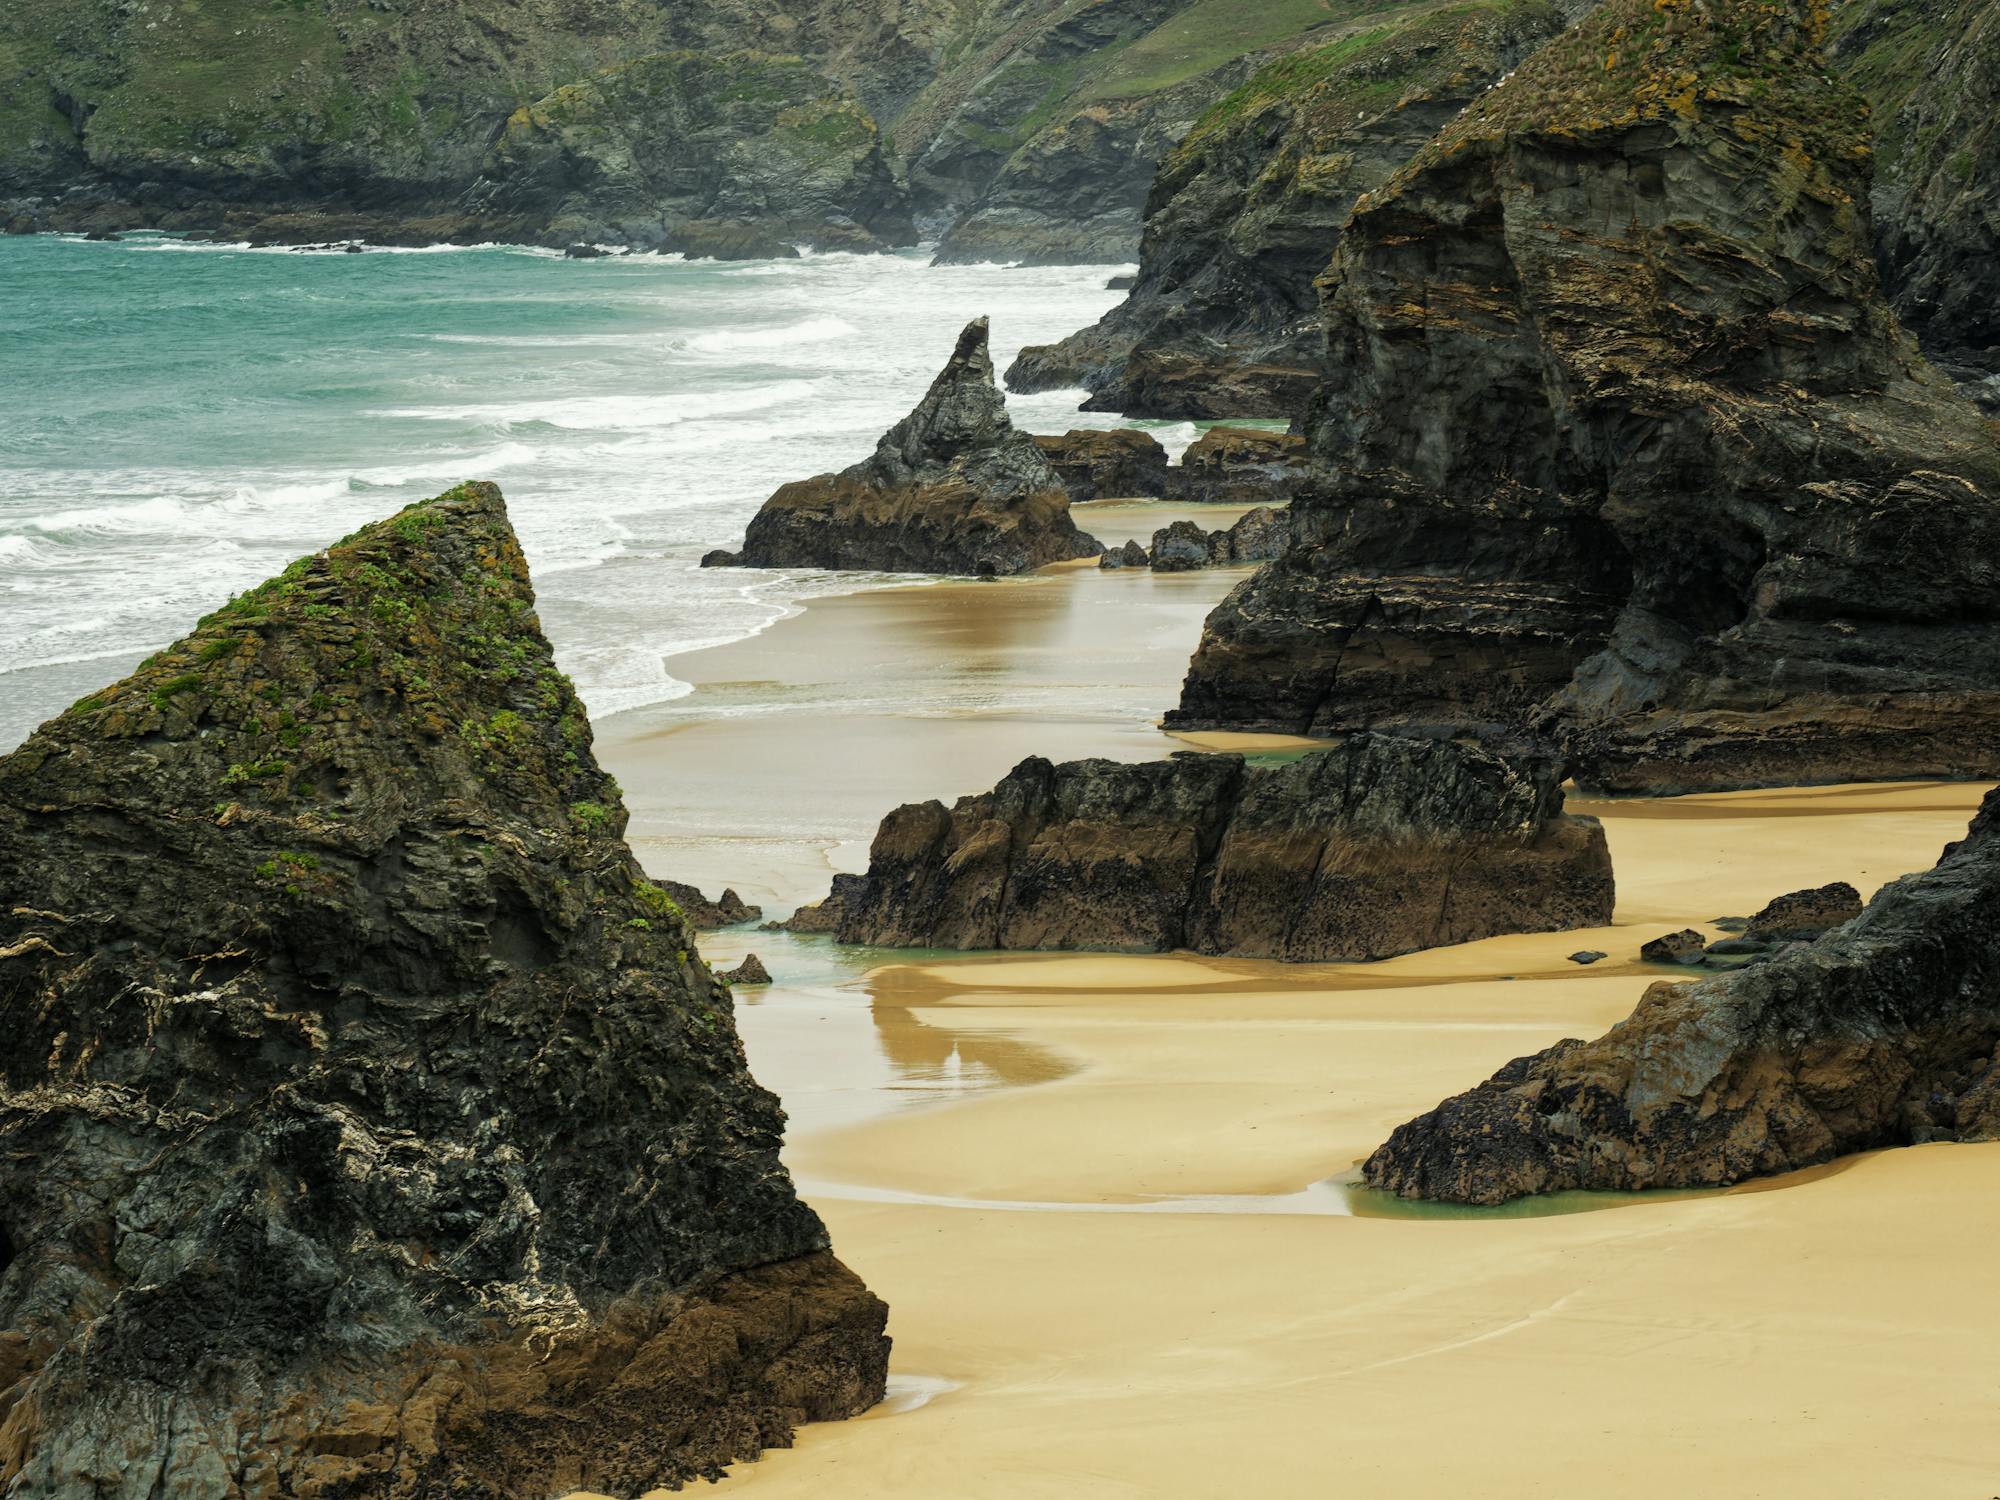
[0,482,887,1496]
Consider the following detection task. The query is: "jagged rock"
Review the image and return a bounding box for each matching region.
[1640,929,1709,967]
[706,318,1101,575]
[1163,428,1309,503]
[1170,0,2000,792]
[658,878,764,928]
[1748,881,1864,942]
[767,873,870,933]
[1204,505,1290,564]
[720,953,774,985]
[1032,428,1169,501]
[1099,539,1150,570]
[1568,950,1608,966]
[814,734,1613,962]
[1005,5,1571,416]
[0,483,888,1494]
[1148,520,1214,573]
[1363,787,2000,1204]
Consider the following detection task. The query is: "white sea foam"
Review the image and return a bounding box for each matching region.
[374,381,818,432]
[680,316,854,354]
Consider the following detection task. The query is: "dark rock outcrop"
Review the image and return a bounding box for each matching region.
[1004,3,1572,415]
[1640,929,1709,967]
[706,318,1101,575]
[0,483,887,1494]
[1147,507,1292,571]
[720,953,775,985]
[1098,539,1153,570]
[658,878,765,929]
[1748,881,1864,941]
[814,734,1613,962]
[1364,788,2000,1204]
[1170,0,2000,793]
[1033,428,1170,501]
[1829,0,2000,403]
[1163,427,1310,503]
[767,873,870,934]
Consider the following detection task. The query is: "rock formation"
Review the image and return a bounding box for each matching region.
[1004,3,1574,414]
[1097,539,1152,570]
[1165,428,1310,503]
[704,318,1102,575]
[720,953,775,985]
[768,874,870,935]
[0,483,888,1494]
[1169,0,2000,793]
[811,734,1613,962]
[1033,429,1170,501]
[659,878,765,929]
[1127,508,1291,572]
[1749,881,1865,941]
[1364,788,2000,1204]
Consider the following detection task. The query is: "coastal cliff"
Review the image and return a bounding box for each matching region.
[1006,0,1572,415]
[0,483,888,1494]
[802,734,1612,962]
[706,317,1101,575]
[1169,0,2000,792]
[1365,788,2000,1204]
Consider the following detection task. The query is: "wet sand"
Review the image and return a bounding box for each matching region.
[591,571,2000,1499]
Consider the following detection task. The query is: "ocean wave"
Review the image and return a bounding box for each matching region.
[679,316,854,355]
[371,380,819,432]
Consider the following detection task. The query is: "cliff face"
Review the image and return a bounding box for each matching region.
[0,483,888,1495]
[1170,0,2000,792]
[1829,0,2000,402]
[819,735,1613,962]
[707,318,1102,575]
[1365,789,2000,1205]
[1004,0,1572,415]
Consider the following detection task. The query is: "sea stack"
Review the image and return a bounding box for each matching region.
[1364,788,2000,1205]
[704,317,1102,575]
[0,483,888,1495]
[808,734,1613,962]
[1166,0,2000,792]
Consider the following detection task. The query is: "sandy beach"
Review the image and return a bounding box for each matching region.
[591,557,2000,1500]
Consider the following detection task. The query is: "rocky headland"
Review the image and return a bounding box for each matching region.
[1364,788,2000,1205]
[704,317,1101,575]
[794,733,1612,962]
[1169,0,2000,793]
[0,483,887,1494]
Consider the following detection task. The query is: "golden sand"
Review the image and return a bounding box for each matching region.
[588,571,2000,1499]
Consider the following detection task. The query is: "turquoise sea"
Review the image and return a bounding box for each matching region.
[0,235,1175,750]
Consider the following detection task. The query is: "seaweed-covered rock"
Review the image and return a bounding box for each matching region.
[1171,0,2000,791]
[1032,428,1170,501]
[1748,880,1864,941]
[816,734,1613,961]
[1004,2,1572,415]
[1363,788,2000,1204]
[706,318,1102,575]
[0,483,887,1495]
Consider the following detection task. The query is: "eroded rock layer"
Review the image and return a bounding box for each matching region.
[818,734,1613,962]
[1170,0,2000,792]
[0,483,887,1495]
[1364,788,2000,1205]
[706,317,1101,574]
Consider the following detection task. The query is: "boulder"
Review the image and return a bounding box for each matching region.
[706,318,1102,575]
[1568,950,1608,966]
[1148,519,1213,573]
[1098,539,1150,570]
[1640,929,1709,966]
[0,483,888,1494]
[720,953,774,985]
[813,734,1614,962]
[1032,428,1170,501]
[1169,0,2000,792]
[1164,427,1310,503]
[1748,881,1865,942]
[1364,788,2000,1204]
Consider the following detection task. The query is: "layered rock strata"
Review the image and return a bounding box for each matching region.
[810,734,1613,961]
[1364,788,2000,1204]
[1170,0,2000,792]
[0,483,888,1494]
[704,318,1101,575]
[1004,2,1572,415]
[1033,428,1170,501]
[1165,428,1310,503]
